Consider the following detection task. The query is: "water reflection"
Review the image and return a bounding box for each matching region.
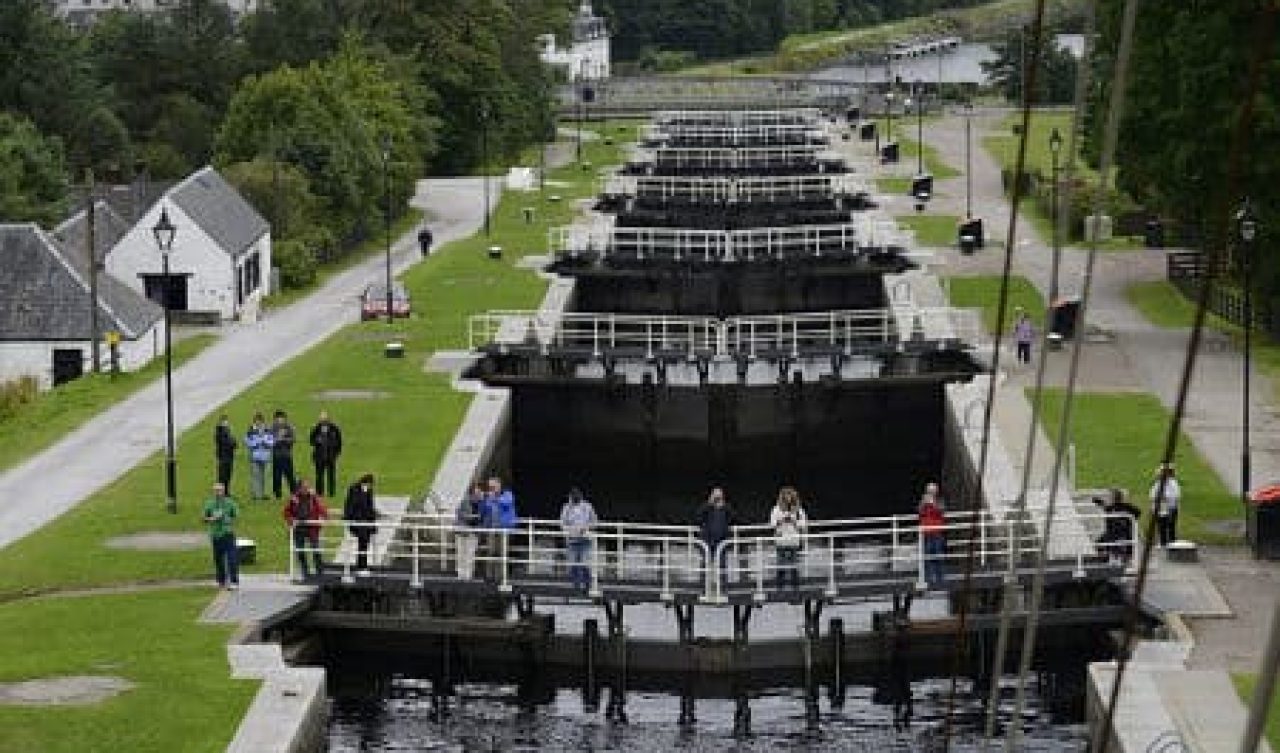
[328,676,1086,752]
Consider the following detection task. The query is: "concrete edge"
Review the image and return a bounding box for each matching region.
[225,665,326,753]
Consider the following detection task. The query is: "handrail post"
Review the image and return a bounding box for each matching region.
[916,522,928,592]
[500,531,512,593]
[661,539,673,601]
[980,513,988,567]
[439,518,449,571]
[411,523,421,589]
[590,532,602,598]
[288,521,297,582]
[527,521,535,576]
[826,534,838,598]
[754,540,766,603]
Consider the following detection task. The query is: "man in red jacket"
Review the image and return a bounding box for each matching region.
[284,480,329,580]
[918,484,947,590]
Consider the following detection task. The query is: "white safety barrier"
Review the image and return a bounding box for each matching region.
[601,173,870,204]
[549,219,908,261]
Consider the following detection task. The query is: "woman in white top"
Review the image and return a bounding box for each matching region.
[1149,464,1181,547]
[770,486,808,590]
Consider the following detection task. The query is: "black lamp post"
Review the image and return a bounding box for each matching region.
[885,89,895,143]
[1237,198,1258,510]
[480,103,492,238]
[964,99,974,219]
[1049,127,1063,262]
[381,136,394,325]
[915,80,925,175]
[152,208,178,514]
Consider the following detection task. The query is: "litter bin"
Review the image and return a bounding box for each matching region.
[910,173,933,201]
[860,122,877,141]
[1247,485,1280,560]
[880,141,899,164]
[846,106,862,122]
[959,218,985,250]
[1049,297,1081,339]
[1144,219,1165,249]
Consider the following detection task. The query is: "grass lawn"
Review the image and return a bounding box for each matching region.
[896,214,960,247]
[1233,674,1280,750]
[0,124,637,601]
[263,207,426,311]
[946,275,1046,334]
[0,334,217,474]
[0,589,256,753]
[1035,390,1240,544]
[875,176,913,194]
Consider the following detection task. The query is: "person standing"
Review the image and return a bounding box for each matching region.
[214,415,237,490]
[454,482,486,579]
[244,413,273,501]
[1013,309,1035,366]
[284,480,328,579]
[697,487,735,579]
[484,477,519,575]
[770,486,808,590]
[918,485,946,589]
[343,473,377,576]
[202,482,239,590]
[559,487,598,591]
[1149,463,1181,547]
[271,410,298,501]
[309,411,343,497]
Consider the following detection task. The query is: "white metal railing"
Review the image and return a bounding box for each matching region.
[288,506,1138,603]
[602,173,869,204]
[468,307,984,355]
[644,123,824,141]
[654,109,822,128]
[627,145,840,172]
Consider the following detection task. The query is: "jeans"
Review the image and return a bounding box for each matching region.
[1157,511,1178,546]
[923,534,946,587]
[314,459,337,497]
[566,538,592,590]
[292,526,322,577]
[249,460,267,500]
[272,455,297,499]
[776,545,800,589]
[211,533,239,587]
[1016,342,1032,364]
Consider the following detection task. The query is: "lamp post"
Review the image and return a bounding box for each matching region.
[381,136,394,325]
[885,89,895,143]
[964,99,974,219]
[1049,127,1063,272]
[480,103,492,237]
[1237,199,1258,510]
[152,208,178,514]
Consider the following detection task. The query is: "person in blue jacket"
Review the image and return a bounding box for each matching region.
[483,476,519,575]
[244,413,274,501]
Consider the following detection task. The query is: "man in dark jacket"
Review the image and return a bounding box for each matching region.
[271,410,297,501]
[309,410,343,497]
[214,414,237,490]
[343,473,377,575]
[696,486,735,578]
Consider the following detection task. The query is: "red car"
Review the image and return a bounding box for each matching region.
[360,281,411,321]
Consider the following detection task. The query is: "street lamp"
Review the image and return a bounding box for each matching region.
[885,89,895,143]
[152,207,178,514]
[381,135,394,325]
[1237,198,1258,511]
[1049,127,1063,264]
[480,103,492,237]
[964,99,974,219]
[915,80,925,175]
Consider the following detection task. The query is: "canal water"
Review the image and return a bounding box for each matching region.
[328,675,1087,751]
[812,35,1084,87]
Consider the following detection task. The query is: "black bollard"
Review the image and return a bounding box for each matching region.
[583,618,600,713]
[829,618,846,709]
[733,693,751,736]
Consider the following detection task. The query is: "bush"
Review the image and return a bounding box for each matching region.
[273,238,317,289]
[0,376,39,422]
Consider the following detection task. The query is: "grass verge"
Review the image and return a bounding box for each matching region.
[947,275,1045,333]
[896,214,960,248]
[876,176,914,194]
[0,334,217,473]
[0,589,256,753]
[1035,390,1240,544]
[1233,674,1280,749]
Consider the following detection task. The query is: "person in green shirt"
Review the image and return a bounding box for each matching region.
[203,483,240,590]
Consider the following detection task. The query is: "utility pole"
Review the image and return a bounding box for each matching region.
[85,168,101,374]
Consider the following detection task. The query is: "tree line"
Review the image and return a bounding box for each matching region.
[0,0,570,288]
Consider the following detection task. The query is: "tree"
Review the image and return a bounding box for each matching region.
[222,158,318,242]
[0,113,68,224]
[981,28,1079,104]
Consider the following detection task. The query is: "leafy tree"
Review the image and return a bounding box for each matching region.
[981,28,1079,104]
[222,158,318,242]
[0,112,68,224]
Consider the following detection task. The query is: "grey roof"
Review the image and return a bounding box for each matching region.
[51,200,131,268]
[0,224,162,341]
[168,166,269,258]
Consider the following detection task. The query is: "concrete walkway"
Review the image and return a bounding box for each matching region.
[0,178,488,550]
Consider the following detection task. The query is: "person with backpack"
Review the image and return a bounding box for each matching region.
[244,413,273,501]
[343,473,377,576]
[214,415,237,490]
[284,480,328,579]
[769,486,808,591]
[559,487,598,592]
[454,482,486,579]
[309,410,343,497]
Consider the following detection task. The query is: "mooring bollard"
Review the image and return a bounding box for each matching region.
[830,617,846,709]
[583,618,600,713]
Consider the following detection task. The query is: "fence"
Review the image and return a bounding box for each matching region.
[1166,251,1279,336]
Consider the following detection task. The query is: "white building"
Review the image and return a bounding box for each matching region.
[0,224,165,389]
[106,166,272,323]
[539,0,611,81]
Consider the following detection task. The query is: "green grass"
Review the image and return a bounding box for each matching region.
[1035,390,1240,544]
[0,124,638,601]
[1233,674,1280,750]
[947,275,1046,333]
[264,207,426,310]
[0,589,256,753]
[876,176,914,194]
[983,110,1090,180]
[0,334,217,473]
[896,214,961,247]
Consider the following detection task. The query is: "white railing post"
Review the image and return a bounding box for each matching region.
[439,519,449,571]
[1005,515,1017,582]
[526,521,535,576]
[754,540,766,603]
[411,523,422,589]
[826,534,837,598]
[661,539,673,601]
[590,532,602,598]
[288,522,297,582]
[916,525,928,592]
[500,531,512,593]
[980,514,988,567]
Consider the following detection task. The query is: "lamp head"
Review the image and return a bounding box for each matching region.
[152,207,176,255]
[1236,199,1258,243]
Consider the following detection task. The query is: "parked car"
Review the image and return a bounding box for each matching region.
[361,281,411,320]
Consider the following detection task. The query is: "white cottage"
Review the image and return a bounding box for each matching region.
[0,224,165,388]
[540,0,611,81]
[106,166,271,322]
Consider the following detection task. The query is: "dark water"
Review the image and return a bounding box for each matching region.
[328,677,1086,752]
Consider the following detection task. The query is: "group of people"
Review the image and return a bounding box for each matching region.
[215,409,344,501]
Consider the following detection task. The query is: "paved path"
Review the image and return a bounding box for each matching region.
[892,109,1280,672]
[0,178,488,550]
